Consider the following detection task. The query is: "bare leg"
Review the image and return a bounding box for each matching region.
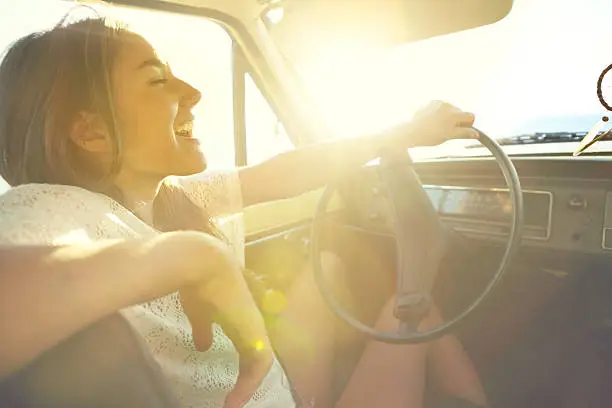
[335,296,430,408]
[271,252,486,408]
[336,300,487,408]
[427,313,488,405]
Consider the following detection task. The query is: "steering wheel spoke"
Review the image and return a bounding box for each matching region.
[394,293,431,324]
[398,320,420,336]
[378,151,446,323]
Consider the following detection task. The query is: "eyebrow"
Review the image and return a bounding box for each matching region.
[136,58,167,71]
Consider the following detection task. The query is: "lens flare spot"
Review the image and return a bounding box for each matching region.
[262,289,287,315]
[254,339,265,352]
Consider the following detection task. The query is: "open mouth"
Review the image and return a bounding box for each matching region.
[174,120,194,139]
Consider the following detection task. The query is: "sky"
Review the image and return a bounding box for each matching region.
[0,0,611,193]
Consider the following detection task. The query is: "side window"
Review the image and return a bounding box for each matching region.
[245,74,294,166]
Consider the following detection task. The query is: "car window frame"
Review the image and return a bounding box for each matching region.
[232,44,296,167]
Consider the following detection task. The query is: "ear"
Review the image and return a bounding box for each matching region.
[69,111,111,153]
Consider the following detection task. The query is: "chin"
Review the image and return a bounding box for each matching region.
[174,154,207,176]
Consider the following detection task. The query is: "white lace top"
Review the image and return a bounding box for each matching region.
[0,171,296,408]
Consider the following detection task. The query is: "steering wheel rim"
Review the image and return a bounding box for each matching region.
[310,128,524,344]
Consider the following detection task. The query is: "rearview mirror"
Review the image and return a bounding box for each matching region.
[266,0,513,65]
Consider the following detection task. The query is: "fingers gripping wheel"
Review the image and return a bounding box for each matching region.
[310,128,524,344]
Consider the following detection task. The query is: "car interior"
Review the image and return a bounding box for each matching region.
[2,0,612,407]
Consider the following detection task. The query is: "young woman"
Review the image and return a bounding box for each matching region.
[0,16,486,408]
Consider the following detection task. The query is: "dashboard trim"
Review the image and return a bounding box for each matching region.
[422,185,554,241]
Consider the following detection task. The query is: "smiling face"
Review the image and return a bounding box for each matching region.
[110,32,207,183]
[0,16,208,196]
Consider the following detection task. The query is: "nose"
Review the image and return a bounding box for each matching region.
[179,80,202,108]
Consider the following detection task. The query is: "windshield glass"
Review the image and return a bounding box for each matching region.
[291,0,611,145]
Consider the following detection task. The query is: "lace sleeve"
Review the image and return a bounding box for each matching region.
[177,170,244,217]
[0,184,145,245]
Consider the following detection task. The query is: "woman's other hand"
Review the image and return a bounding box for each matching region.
[168,232,273,408]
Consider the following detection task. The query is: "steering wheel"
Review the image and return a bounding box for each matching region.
[310,129,524,344]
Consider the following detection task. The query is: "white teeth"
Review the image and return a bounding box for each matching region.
[174,121,194,135]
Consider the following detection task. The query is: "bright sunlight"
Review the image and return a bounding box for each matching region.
[292,0,611,140]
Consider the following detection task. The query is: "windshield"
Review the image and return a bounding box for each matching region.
[290,0,611,146]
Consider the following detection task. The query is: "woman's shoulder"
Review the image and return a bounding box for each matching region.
[176,169,243,216]
[0,183,147,245]
[0,183,119,215]
[2,183,108,203]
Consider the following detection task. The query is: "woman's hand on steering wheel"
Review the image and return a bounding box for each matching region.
[387,101,479,148]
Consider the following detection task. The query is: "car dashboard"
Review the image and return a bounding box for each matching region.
[344,157,612,257]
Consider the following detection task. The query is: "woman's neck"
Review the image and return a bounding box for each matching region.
[129,198,155,226]
[115,175,163,226]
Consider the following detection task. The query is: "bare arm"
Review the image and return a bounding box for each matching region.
[239,101,477,206]
[0,232,255,381]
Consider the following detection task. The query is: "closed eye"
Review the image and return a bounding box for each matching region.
[150,78,169,86]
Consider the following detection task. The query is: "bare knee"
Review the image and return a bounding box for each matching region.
[272,251,348,346]
[319,251,346,279]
